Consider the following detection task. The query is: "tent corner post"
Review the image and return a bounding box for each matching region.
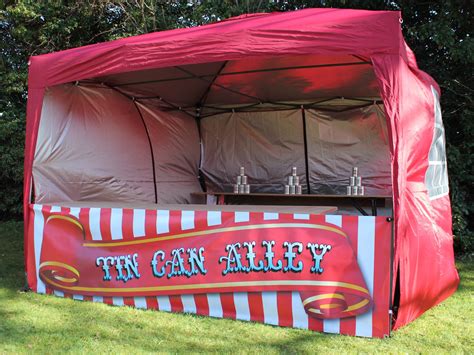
[301,107,311,194]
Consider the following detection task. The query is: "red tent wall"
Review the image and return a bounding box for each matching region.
[24,8,459,330]
[372,53,459,328]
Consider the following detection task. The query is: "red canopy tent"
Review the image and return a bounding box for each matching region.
[24,8,459,337]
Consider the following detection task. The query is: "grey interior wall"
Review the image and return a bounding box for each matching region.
[137,101,202,204]
[33,85,202,204]
[200,105,391,196]
[305,105,392,195]
[33,84,155,203]
[200,110,307,193]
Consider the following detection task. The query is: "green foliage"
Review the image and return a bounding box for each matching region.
[0,1,472,252]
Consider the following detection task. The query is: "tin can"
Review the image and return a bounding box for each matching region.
[244,184,250,194]
[296,185,302,194]
[238,184,245,194]
[346,186,352,195]
[292,167,297,176]
[352,167,358,176]
[352,186,359,195]
[350,176,356,186]
[284,185,290,194]
[233,184,239,193]
[240,167,245,175]
[241,175,248,185]
[288,176,294,185]
[294,176,300,185]
[358,186,365,196]
[289,185,296,194]
[356,176,362,186]
[236,175,242,185]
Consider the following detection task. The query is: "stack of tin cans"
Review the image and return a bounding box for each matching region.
[284,167,303,195]
[346,167,365,196]
[233,167,250,194]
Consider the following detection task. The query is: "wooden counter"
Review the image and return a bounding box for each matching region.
[191,192,392,216]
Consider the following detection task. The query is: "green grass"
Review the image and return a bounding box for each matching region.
[1,221,473,353]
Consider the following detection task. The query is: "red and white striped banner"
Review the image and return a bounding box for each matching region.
[26,204,391,338]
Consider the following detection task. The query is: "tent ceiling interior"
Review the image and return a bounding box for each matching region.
[34,53,392,205]
[90,54,381,114]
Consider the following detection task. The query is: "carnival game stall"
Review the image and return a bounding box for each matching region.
[24,9,459,338]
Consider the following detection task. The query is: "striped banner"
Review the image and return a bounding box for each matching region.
[27,204,391,338]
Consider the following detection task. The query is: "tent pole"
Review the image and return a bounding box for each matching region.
[194,61,229,193]
[195,108,206,193]
[197,61,228,106]
[174,66,263,104]
[301,106,311,195]
[104,84,159,203]
[133,101,158,204]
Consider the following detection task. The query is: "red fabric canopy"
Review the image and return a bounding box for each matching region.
[25,8,459,330]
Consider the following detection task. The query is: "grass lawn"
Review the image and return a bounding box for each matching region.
[1,220,473,353]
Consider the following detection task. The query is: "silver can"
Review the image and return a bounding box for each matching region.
[296,185,302,194]
[289,185,296,194]
[350,176,356,186]
[284,185,290,194]
[238,184,245,194]
[292,167,297,176]
[356,176,362,187]
[240,167,245,175]
[236,175,242,185]
[241,175,248,185]
[358,186,365,196]
[346,186,352,195]
[288,175,294,185]
[294,176,300,185]
[244,184,250,194]
[352,167,358,176]
[352,186,359,195]
[233,184,239,193]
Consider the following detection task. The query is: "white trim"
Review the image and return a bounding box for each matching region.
[234,211,249,223]
[133,209,146,237]
[207,211,222,226]
[157,296,171,312]
[355,217,375,337]
[291,292,308,329]
[207,293,223,318]
[156,210,170,234]
[92,296,103,303]
[33,204,46,294]
[293,213,310,220]
[110,208,123,240]
[181,210,195,230]
[112,297,124,306]
[262,291,278,325]
[181,294,197,314]
[263,212,279,220]
[234,292,251,321]
[89,208,102,241]
[134,296,147,309]
[323,215,342,334]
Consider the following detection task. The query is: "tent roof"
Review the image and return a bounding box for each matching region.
[28,8,405,91]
